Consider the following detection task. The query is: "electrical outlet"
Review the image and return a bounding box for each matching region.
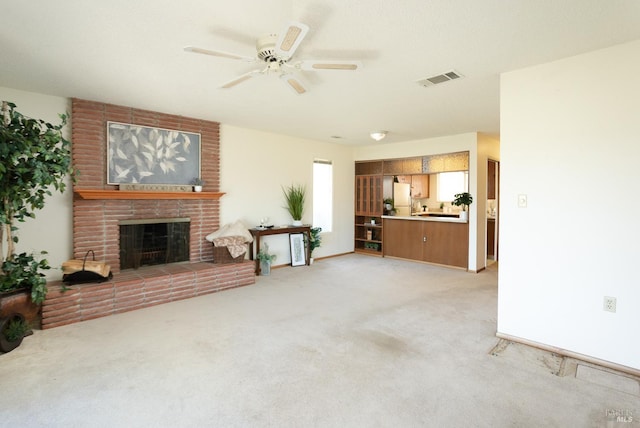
[603,296,617,313]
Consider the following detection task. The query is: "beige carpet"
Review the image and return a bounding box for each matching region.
[0,254,638,427]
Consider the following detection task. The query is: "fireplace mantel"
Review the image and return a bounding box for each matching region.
[74,189,225,200]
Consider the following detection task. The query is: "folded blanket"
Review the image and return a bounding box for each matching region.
[212,235,247,258]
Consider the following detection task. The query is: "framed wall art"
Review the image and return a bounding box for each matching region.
[289,233,306,267]
[107,121,201,185]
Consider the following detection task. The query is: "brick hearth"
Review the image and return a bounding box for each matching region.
[41,99,255,329]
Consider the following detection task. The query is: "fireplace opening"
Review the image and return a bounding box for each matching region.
[119,218,190,270]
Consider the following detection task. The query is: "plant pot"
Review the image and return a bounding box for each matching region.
[459,211,468,221]
[260,261,271,276]
[193,185,203,192]
[292,220,303,226]
[0,313,26,353]
[0,289,41,328]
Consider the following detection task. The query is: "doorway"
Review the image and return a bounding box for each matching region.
[487,159,499,263]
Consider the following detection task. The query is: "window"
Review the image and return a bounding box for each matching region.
[437,171,468,202]
[313,159,332,232]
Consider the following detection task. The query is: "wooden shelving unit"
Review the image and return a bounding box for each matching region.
[354,216,383,256]
[354,163,384,256]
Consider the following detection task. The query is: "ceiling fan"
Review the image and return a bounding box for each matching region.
[184,21,362,94]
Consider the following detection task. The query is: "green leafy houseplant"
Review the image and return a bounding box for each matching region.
[282,184,306,222]
[0,102,74,304]
[452,192,473,211]
[256,244,277,263]
[256,244,276,276]
[308,227,322,257]
[3,316,31,342]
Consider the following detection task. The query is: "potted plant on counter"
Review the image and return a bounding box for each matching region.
[256,244,277,276]
[0,102,74,324]
[282,184,306,226]
[452,192,473,221]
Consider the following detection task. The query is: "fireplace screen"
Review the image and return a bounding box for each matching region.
[119,218,190,270]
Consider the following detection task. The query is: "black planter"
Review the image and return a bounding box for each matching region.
[0,313,26,353]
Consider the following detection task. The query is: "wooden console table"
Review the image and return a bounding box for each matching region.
[249,225,311,275]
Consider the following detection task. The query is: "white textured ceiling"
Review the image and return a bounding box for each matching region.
[2,1,640,145]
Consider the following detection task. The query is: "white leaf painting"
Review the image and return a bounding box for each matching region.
[107,121,201,185]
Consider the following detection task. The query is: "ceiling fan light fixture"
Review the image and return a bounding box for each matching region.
[370,131,387,141]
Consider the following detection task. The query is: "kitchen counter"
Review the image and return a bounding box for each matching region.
[382,214,467,223]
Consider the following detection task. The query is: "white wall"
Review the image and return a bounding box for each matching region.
[354,133,485,272]
[220,125,354,265]
[0,87,73,279]
[499,40,640,370]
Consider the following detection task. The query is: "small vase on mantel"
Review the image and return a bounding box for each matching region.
[292,220,303,226]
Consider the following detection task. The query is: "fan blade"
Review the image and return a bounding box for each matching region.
[297,60,362,71]
[275,21,309,60]
[280,74,307,95]
[184,46,255,62]
[220,70,262,89]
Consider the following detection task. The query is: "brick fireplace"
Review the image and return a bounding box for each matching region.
[41,99,255,329]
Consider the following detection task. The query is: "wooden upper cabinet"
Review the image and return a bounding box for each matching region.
[403,157,422,174]
[488,161,496,200]
[355,161,383,176]
[411,175,430,198]
[355,175,383,216]
[383,159,403,175]
[383,157,422,175]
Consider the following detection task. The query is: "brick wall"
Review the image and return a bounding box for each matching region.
[41,99,256,329]
[71,98,222,272]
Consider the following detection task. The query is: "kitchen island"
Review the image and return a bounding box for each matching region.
[382,215,469,269]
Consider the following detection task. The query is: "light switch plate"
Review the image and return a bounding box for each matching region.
[518,194,527,208]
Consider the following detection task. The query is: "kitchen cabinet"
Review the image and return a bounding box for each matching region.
[487,218,496,259]
[488,161,496,200]
[355,174,384,256]
[395,175,411,184]
[355,175,382,216]
[383,219,468,268]
[411,174,430,198]
[355,160,383,176]
[403,157,422,174]
[383,157,422,175]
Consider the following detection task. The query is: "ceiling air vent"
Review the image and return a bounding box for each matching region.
[417,70,463,88]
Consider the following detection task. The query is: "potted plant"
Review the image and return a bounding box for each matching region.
[452,192,473,221]
[383,198,393,212]
[256,243,277,276]
[191,177,204,192]
[0,313,31,353]
[0,102,74,321]
[282,184,306,226]
[308,227,322,263]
